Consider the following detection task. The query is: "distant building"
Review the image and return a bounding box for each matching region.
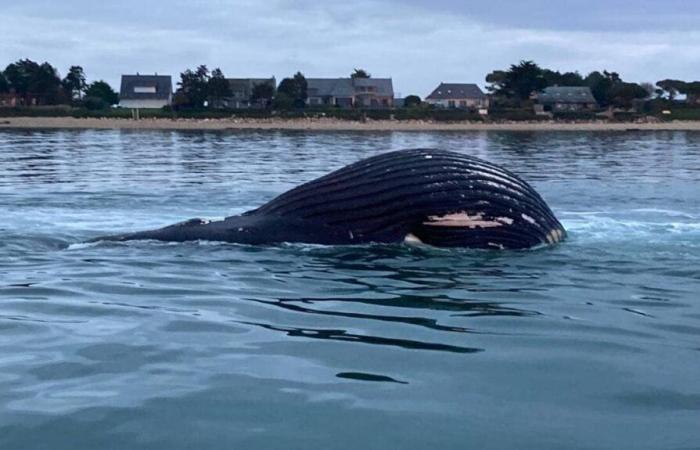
[306,78,394,108]
[222,77,276,108]
[0,90,37,107]
[119,74,172,109]
[533,86,598,112]
[425,83,489,109]
[0,92,21,107]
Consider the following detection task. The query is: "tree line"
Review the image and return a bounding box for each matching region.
[173,67,377,109]
[0,59,119,109]
[485,60,700,109]
[173,66,310,109]
[2,57,700,111]
[486,61,652,108]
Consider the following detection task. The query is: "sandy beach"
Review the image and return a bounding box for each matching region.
[1,116,700,131]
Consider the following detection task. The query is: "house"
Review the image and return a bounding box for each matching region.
[533,86,598,112]
[222,77,276,108]
[351,78,394,107]
[0,90,38,107]
[119,74,172,109]
[0,92,21,107]
[306,78,394,108]
[425,83,489,109]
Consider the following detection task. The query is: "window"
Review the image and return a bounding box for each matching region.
[134,86,157,94]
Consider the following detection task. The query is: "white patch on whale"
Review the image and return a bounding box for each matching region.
[424,212,513,228]
[403,233,423,244]
[521,213,536,225]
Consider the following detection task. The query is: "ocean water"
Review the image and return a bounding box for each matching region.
[0,129,698,449]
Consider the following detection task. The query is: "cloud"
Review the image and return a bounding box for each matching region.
[1,0,698,97]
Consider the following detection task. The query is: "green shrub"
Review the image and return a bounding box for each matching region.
[83,96,109,111]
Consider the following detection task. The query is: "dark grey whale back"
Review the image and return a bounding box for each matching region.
[248,149,565,249]
[93,148,566,249]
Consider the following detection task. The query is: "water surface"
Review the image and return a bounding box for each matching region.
[1,129,699,449]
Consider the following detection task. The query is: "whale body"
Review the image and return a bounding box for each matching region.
[93,149,566,249]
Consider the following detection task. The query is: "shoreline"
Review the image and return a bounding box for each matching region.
[2,116,700,131]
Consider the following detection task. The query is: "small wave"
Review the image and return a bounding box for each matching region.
[561,211,700,243]
[66,242,101,250]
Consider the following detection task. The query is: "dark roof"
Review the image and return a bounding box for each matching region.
[119,74,172,100]
[307,78,354,97]
[426,83,485,100]
[537,86,597,104]
[352,78,394,96]
[227,78,276,98]
[306,78,394,97]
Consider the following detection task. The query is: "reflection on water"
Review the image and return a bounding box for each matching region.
[1,129,699,449]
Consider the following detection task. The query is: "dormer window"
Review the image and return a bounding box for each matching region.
[134,86,156,94]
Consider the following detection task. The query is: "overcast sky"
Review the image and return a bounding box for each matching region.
[1,0,698,96]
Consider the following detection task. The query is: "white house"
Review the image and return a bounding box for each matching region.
[425,83,489,109]
[119,74,172,109]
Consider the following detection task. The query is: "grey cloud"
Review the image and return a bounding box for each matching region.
[1,0,698,97]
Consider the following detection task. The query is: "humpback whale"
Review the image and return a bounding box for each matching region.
[92,149,566,249]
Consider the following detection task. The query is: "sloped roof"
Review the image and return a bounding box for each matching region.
[227,78,276,97]
[306,78,394,97]
[537,86,597,104]
[426,83,485,100]
[353,78,394,96]
[306,78,354,97]
[119,74,172,100]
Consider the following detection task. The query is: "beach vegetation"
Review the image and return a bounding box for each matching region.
[277,72,307,108]
[403,95,421,107]
[84,80,119,106]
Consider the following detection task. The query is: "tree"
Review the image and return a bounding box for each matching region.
[655,79,687,101]
[680,81,700,104]
[351,68,371,79]
[639,82,655,99]
[4,59,38,96]
[85,80,118,105]
[62,65,86,100]
[176,65,210,108]
[542,70,584,87]
[403,95,421,107]
[251,82,274,107]
[0,71,8,93]
[207,68,231,108]
[4,59,65,105]
[35,62,66,104]
[609,82,648,108]
[485,70,507,94]
[277,71,307,108]
[584,70,622,107]
[485,60,547,101]
[293,71,307,104]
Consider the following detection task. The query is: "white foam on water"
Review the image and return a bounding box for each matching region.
[561,210,700,243]
[66,242,100,250]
